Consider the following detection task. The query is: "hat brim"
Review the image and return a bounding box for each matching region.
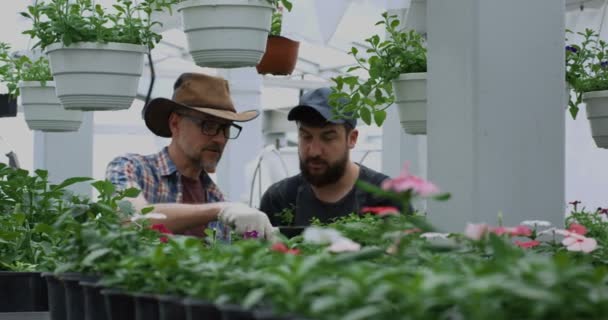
[144,98,260,138]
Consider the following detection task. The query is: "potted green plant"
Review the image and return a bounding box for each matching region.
[21,0,176,111]
[566,28,608,148]
[256,4,300,76]
[329,12,427,134]
[177,0,291,68]
[0,43,84,132]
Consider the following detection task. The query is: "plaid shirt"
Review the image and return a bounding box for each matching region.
[105,147,229,239]
[106,147,225,203]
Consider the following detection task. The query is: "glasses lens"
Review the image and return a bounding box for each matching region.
[228,125,241,139]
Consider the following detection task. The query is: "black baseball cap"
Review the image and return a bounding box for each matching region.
[287,87,357,128]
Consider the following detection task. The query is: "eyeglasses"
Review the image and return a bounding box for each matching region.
[177,113,242,139]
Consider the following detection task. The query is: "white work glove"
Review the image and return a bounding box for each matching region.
[217,203,276,240]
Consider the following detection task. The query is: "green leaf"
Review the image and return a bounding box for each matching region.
[359,107,372,125]
[242,288,265,309]
[82,248,112,266]
[342,306,382,320]
[33,223,54,235]
[52,177,93,192]
[122,188,141,198]
[373,110,387,126]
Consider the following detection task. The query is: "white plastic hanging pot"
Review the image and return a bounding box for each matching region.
[583,90,608,148]
[178,0,273,68]
[19,81,83,132]
[392,72,427,135]
[45,42,146,111]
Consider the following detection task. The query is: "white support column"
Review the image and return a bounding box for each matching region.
[216,68,264,203]
[426,0,565,231]
[34,112,94,197]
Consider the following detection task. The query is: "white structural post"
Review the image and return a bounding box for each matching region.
[216,68,264,202]
[33,112,94,197]
[426,0,565,231]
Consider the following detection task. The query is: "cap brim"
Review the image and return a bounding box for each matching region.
[144,98,260,138]
[288,105,346,124]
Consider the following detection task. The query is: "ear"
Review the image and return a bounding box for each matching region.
[347,129,358,149]
[168,112,181,137]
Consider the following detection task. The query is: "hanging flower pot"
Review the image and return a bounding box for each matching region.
[178,0,273,68]
[19,81,83,132]
[256,35,300,75]
[392,72,427,135]
[582,90,608,148]
[0,94,17,118]
[45,42,146,111]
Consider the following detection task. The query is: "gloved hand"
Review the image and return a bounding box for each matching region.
[217,203,276,240]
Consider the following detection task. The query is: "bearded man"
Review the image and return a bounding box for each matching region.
[260,87,401,226]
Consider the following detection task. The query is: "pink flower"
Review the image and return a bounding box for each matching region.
[562,234,597,253]
[361,206,399,217]
[514,240,541,249]
[568,223,587,235]
[489,225,532,237]
[381,163,440,197]
[465,223,488,240]
[270,243,300,255]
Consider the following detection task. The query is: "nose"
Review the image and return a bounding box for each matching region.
[210,130,228,146]
[306,138,323,157]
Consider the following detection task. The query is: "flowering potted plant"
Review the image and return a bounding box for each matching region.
[329,12,427,134]
[0,44,17,118]
[256,4,300,76]
[21,0,176,111]
[177,0,291,68]
[566,28,608,148]
[0,42,83,132]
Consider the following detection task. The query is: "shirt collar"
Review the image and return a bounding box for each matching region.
[158,146,215,188]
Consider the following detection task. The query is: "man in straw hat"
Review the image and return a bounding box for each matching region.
[106,72,275,240]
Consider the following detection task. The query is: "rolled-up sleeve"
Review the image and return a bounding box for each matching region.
[105,156,143,191]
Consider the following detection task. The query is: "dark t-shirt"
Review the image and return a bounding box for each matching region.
[259,164,402,226]
[180,175,206,237]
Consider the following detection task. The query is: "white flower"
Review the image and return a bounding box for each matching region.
[302,227,344,244]
[464,223,488,240]
[420,232,450,240]
[130,212,167,222]
[327,238,361,253]
[520,220,552,228]
[562,234,598,253]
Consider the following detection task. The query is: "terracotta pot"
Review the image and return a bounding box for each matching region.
[256,36,300,76]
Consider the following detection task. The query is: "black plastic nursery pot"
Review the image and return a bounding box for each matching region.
[219,304,257,320]
[61,272,100,320]
[101,288,135,320]
[0,271,48,312]
[182,297,222,320]
[81,279,108,320]
[254,310,308,320]
[133,292,160,320]
[278,226,305,238]
[0,94,17,118]
[42,272,66,320]
[157,294,186,320]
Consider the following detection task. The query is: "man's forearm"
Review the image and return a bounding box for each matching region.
[142,202,225,233]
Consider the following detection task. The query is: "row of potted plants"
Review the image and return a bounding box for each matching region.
[2,162,608,319]
[0,0,300,130]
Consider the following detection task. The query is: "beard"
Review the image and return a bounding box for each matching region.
[300,151,349,188]
[182,141,224,173]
